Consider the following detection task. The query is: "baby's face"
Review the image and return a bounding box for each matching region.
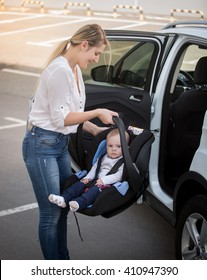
[106,134,122,159]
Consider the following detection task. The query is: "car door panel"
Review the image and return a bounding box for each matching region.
[85,84,151,129]
[82,31,169,132]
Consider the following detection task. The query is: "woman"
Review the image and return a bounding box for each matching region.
[22,24,118,260]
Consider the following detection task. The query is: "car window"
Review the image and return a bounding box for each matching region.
[83,39,156,90]
[181,44,207,72]
[83,40,137,81]
[114,42,155,89]
[172,43,207,98]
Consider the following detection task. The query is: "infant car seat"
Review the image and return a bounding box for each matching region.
[63,117,154,218]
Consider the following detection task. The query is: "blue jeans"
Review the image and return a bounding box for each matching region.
[22,126,72,260]
[62,181,100,210]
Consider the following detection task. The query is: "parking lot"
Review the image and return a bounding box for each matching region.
[0,2,203,260]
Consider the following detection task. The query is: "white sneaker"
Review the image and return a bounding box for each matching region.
[69,201,80,212]
[48,194,66,208]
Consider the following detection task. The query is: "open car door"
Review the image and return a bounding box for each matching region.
[83,30,169,129]
[68,30,169,217]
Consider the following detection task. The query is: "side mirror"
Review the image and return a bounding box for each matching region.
[91,65,113,83]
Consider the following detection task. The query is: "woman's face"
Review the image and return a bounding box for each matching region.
[78,41,106,69]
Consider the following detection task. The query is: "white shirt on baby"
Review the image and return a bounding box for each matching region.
[84,154,124,185]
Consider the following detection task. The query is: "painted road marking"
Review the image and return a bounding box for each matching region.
[1,68,40,77]
[27,36,69,47]
[0,116,37,217]
[112,22,148,30]
[0,14,44,24]
[0,11,166,38]
[0,17,90,36]
[0,117,26,130]
[0,203,38,217]
[26,22,164,47]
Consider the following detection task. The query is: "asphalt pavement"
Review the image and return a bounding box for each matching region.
[0,4,177,260]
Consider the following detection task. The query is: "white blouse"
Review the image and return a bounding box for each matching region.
[29,56,86,135]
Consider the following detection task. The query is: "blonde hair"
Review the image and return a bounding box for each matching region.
[107,128,130,144]
[45,24,111,67]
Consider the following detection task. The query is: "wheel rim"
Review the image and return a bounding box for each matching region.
[181,213,207,259]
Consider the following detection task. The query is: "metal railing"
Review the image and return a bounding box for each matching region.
[113,4,144,20]
[64,2,92,16]
[170,8,204,21]
[21,0,45,13]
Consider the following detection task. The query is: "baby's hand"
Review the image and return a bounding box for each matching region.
[96,178,103,186]
[81,178,91,184]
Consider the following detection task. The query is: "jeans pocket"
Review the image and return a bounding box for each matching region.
[36,134,62,156]
[37,134,60,147]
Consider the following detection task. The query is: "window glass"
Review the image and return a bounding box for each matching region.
[83,40,137,81]
[83,40,155,90]
[181,44,207,72]
[173,44,207,98]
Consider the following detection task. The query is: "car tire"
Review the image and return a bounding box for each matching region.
[175,195,207,259]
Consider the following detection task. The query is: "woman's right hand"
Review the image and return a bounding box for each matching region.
[97,109,119,125]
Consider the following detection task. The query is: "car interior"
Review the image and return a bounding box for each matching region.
[162,46,207,194]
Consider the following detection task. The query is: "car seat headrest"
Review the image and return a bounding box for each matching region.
[92,140,107,165]
[193,56,207,85]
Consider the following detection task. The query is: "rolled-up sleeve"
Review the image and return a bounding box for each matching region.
[47,66,72,128]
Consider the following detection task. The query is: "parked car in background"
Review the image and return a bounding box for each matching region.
[71,20,207,259]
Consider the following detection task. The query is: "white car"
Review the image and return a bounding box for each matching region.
[70,20,207,259]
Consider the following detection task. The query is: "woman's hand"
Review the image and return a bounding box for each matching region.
[97,109,119,125]
[75,109,119,136]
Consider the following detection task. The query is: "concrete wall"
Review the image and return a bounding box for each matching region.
[3,0,207,16]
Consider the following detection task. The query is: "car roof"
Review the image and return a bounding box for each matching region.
[105,21,207,41]
[160,20,207,39]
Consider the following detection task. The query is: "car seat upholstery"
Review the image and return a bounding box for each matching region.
[168,56,207,167]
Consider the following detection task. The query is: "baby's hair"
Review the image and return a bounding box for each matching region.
[107,128,130,144]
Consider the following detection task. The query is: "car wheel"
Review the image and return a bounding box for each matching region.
[175,195,207,260]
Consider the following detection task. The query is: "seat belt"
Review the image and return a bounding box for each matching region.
[85,155,124,189]
[113,116,142,192]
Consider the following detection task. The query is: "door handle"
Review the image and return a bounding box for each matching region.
[129,95,142,102]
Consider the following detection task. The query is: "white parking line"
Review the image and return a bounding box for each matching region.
[112,22,148,30]
[0,203,38,217]
[26,21,164,47]
[1,68,40,77]
[0,10,167,39]
[0,17,90,36]
[0,117,26,130]
[27,36,69,47]
[0,14,44,24]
